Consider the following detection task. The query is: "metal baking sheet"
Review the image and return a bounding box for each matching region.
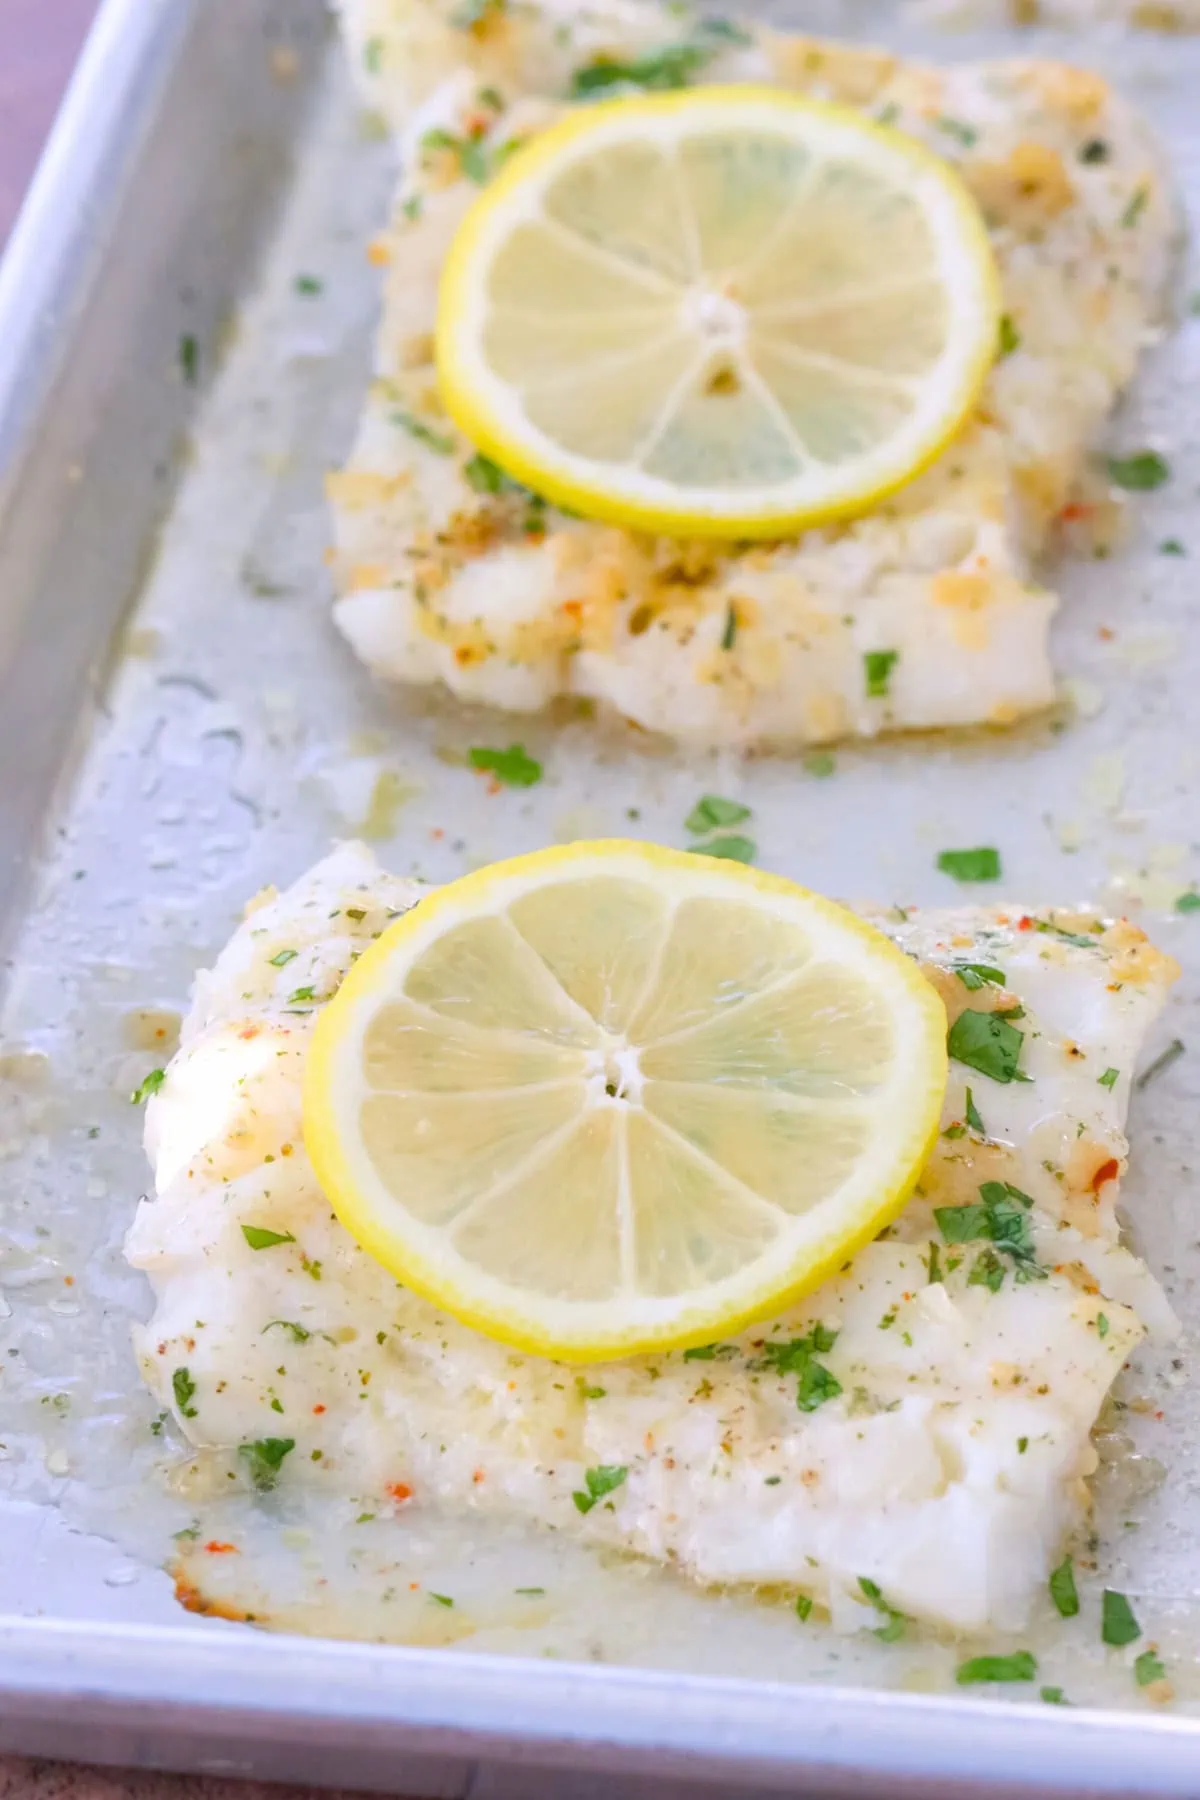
[1,0,1199,1791]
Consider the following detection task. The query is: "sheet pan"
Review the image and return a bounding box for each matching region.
[1,0,1199,1790]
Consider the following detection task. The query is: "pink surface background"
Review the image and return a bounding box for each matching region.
[0,0,99,244]
[0,7,403,1798]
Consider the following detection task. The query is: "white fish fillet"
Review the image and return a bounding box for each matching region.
[325,0,1175,748]
[126,844,1179,1634]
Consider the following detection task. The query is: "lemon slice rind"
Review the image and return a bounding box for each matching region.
[304,842,948,1362]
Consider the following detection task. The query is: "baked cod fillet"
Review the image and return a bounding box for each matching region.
[126,844,1178,1634]
[324,0,1175,749]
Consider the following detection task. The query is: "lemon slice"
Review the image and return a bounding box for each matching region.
[436,88,1000,540]
[304,842,947,1362]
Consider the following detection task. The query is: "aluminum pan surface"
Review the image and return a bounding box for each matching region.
[0,0,1198,1789]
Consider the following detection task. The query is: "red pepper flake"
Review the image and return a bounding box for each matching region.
[1060,501,1092,522]
[472,1468,485,1484]
[1091,1157,1120,1192]
[387,1481,413,1502]
[204,1541,239,1555]
[280,1143,293,1158]
[1098,626,1115,641]
[238,1026,260,1041]
[312,1404,326,1415]
[63,1276,74,1286]
[1017,915,1035,931]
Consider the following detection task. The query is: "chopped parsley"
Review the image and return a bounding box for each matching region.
[1135,1649,1167,1688]
[1101,1588,1141,1647]
[762,1326,841,1412]
[179,334,198,385]
[863,648,899,698]
[682,1343,737,1362]
[363,35,383,72]
[1107,450,1169,491]
[294,274,323,296]
[858,1576,908,1642]
[1049,1555,1079,1618]
[937,116,978,147]
[1041,1686,1068,1705]
[468,743,543,787]
[264,1320,311,1343]
[1159,538,1186,556]
[1120,185,1148,229]
[956,1652,1037,1684]
[692,834,755,864]
[1079,138,1109,163]
[947,1007,1026,1084]
[515,1586,546,1596]
[576,1377,607,1399]
[937,847,1001,883]
[269,948,298,967]
[964,1087,985,1134]
[239,1437,295,1491]
[130,1068,166,1105]
[392,409,455,454]
[795,1594,813,1622]
[1098,1066,1120,1089]
[430,1592,455,1607]
[803,750,836,778]
[1175,891,1200,914]
[241,1225,297,1251]
[935,1181,1042,1286]
[952,962,1005,991]
[288,986,316,1004]
[686,794,751,833]
[172,1367,198,1419]
[463,452,525,496]
[402,194,423,222]
[720,603,738,650]
[997,314,1020,357]
[569,42,711,97]
[573,1463,628,1514]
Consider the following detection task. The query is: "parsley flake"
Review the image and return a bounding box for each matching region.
[130,1068,166,1105]
[720,603,737,650]
[685,794,751,833]
[952,962,1005,991]
[795,1594,813,1622]
[964,1087,986,1134]
[264,1320,311,1343]
[269,948,298,967]
[239,1436,295,1491]
[1135,1649,1167,1688]
[392,410,455,454]
[242,1225,296,1251]
[864,648,899,698]
[956,1652,1037,1684]
[172,1367,198,1419]
[468,743,543,787]
[1176,892,1200,914]
[997,314,1020,357]
[1049,1555,1079,1618]
[1107,450,1169,491]
[569,43,711,96]
[692,834,755,864]
[937,847,1001,882]
[294,274,323,296]
[179,334,198,385]
[947,1008,1026,1083]
[1041,1686,1068,1704]
[1098,1066,1119,1089]
[803,750,836,778]
[1101,1589,1141,1647]
[573,1464,628,1513]
[430,1592,455,1607]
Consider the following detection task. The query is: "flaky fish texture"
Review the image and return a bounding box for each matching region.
[127,844,1178,1633]
[325,0,1175,748]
